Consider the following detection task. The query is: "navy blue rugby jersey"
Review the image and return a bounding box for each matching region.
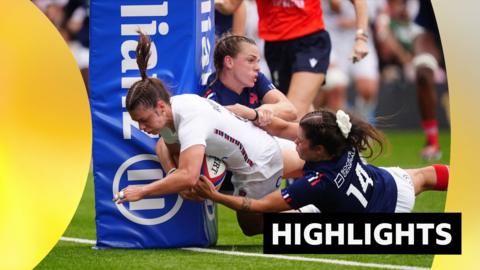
[203,72,275,108]
[281,148,398,213]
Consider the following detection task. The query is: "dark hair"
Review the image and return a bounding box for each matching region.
[213,33,256,75]
[299,110,386,159]
[125,32,171,112]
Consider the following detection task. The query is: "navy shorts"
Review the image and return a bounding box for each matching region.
[264,30,331,94]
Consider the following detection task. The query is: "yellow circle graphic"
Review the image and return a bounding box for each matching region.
[0,1,91,269]
[432,2,479,269]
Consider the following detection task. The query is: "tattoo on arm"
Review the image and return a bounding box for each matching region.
[240,197,252,211]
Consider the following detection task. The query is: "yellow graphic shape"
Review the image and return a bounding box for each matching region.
[0,1,91,269]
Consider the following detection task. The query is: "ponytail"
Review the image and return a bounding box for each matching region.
[125,32,171,112]
[347,113,385,159]
[136,32,151,81]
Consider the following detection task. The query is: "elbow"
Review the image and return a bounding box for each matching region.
[286,106,298,121]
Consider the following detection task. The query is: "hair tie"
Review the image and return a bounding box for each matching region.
[336,110,352,139]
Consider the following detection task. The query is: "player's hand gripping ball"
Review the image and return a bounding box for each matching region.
[201,156,227,190]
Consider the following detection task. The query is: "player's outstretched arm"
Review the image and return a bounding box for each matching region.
[194,177,291,213]
[262,117,298,141]
[115,145,205,203]
[260,89,298,122]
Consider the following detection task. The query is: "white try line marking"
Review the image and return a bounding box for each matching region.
[60,236,429,270]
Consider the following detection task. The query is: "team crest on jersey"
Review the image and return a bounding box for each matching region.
[249,92,258,105]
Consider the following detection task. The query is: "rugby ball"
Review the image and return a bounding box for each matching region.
[200,155,227,189]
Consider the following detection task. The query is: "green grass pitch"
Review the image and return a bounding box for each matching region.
[36,130,450,270]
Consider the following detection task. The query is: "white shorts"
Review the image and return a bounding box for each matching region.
[329,33,379,81]
[298,204,321,213]
[231,145,283,199]
[232,170,283,199]
[382,167,415,213]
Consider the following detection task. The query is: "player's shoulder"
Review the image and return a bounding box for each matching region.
[203,77,227,101]
[255,72,275,91]
[171,94,207,113]
[255,72,271,84]
[203,87,217,100]
[171,94,203,103]
[302,161,339,188]
[174,94,225,116]
[301,170,328,187]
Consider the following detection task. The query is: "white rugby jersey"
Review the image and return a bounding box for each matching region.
[167,94,282,179]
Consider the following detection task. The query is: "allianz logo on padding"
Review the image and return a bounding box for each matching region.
[113,154,183,225]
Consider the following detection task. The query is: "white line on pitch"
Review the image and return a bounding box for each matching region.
[61,236,96,245]
[60,236,429,270]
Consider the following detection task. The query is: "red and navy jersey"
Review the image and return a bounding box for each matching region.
[281,148,398,213]
[203,72,275,108]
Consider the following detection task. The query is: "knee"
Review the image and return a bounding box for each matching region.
[240,226,262,237]
[357,87,378,101]
[237,213,264,236]
[238,219,263,236]
[410,167,437,195]
[413,53,437,87]
[323,67,349,91]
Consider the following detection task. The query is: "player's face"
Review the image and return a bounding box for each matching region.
[388,0,408,20]
[295,127,317,161]
[232,42,260,88]
[130,104,167,135]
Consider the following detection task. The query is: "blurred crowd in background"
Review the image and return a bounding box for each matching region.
[33,0,89,93]
[32,0,449,161]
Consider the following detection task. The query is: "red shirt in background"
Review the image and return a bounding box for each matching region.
[257,0,325,41]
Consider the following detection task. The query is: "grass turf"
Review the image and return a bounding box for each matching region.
[36,130,450,270]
